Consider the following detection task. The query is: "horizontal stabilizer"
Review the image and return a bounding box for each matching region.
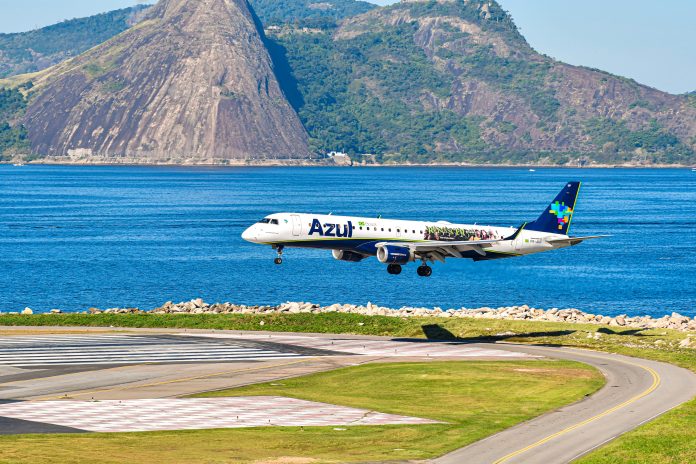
[546,235,608,246]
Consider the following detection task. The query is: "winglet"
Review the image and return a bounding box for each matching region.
[504,222,526,241]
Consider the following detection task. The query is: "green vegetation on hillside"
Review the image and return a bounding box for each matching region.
[272,23,490,162]
[0,6,148,78]
[266,0,694,164]
[250,0,375,27]
[688,91,696,109]
[584,118,692,164]
[0,360,601,463]
[0,86,29,157]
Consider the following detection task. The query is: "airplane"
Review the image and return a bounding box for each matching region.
[241,181,605,277]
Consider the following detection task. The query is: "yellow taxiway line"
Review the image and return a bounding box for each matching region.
[492,353,661,464]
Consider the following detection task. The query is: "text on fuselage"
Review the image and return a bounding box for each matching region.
[308,219,354,238]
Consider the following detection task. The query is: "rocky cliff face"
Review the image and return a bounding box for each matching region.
[23,0,311,163]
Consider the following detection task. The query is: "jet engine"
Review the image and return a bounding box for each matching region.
[376,245,415,264]
[332,249,366,262]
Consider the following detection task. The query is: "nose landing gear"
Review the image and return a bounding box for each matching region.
[273,245,284,265]
[387,264,402,275]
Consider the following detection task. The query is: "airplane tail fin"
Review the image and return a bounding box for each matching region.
[526,182,581,235]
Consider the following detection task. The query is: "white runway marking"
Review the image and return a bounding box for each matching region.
[0,397,439,432]
[185,334,535,358]
[0,335,305,367]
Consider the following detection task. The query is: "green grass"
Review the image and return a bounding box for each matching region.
[1,312,695,463]
[0,360,602,464]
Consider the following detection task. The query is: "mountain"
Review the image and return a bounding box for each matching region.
[267,0,696,164]
[0,1,375,80]
[0,6,150,78]
[2,0,695,165]
[17,0,311,163]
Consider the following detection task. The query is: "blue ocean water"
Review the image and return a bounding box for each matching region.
[1,165,695,317]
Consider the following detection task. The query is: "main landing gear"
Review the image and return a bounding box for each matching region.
[386,263,433,277]
[387,264,402,275]
[417,265,433,277]
[273,245,284,265]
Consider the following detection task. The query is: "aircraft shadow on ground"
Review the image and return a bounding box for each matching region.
[597,327,649,336]
[390,324,576,346]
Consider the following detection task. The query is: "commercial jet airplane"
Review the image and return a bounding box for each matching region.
[242,181,604,277]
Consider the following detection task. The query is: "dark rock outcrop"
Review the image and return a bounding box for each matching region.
[23,0,312,163]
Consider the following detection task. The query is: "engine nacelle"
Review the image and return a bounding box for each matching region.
[332,249,366,262]
[376,245,414,264]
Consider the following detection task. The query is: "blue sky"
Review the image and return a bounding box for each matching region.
[1,0,694,94]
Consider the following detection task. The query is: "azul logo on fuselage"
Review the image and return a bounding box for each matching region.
[309,219,353,238]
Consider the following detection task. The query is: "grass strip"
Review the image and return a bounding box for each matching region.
[0,360,601,464]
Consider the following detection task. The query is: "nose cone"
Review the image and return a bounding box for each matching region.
[242,226,257,243]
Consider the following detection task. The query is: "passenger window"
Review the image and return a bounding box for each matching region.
[389,229,392,232]
[397,229,400,233]
[381,228,384,231]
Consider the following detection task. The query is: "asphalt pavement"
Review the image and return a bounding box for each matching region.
[432,343,696,464]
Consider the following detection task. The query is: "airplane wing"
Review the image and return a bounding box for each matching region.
[376,238,505,262]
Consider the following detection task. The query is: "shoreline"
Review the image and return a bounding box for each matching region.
[7,300,696,333]
[2,160,693,169]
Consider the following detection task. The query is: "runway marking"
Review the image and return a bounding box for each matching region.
[491,352,661,464]
[0,335,307,367]
[34,358,315,401]
[0,396,441,432]
[184,334,535,358]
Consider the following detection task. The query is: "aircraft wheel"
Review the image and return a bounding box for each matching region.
[417,265,432,277]
[387,264,402,275]
[274,257,283,265]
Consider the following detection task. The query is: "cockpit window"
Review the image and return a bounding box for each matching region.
[270,219,279,225]
[258,218,271,224]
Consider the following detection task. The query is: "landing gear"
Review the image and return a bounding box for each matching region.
[417,265,432,277]
[387,264,402,275]
[273,245,284,265]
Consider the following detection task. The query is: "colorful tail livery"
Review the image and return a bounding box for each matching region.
[243,181,605,277]
[526,182,580,235]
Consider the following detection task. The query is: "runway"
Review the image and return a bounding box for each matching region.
[0,328,694,464]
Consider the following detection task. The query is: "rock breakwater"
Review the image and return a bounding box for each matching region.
[7,300,696,333]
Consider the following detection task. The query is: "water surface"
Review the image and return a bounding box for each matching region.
[1,165,694,317]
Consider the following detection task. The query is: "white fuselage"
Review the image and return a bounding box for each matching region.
[242,212,570,261]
